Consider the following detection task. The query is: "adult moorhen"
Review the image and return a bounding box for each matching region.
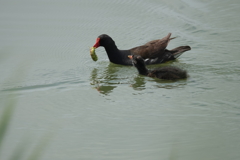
[128,55,188,80]
[90,33,191,65]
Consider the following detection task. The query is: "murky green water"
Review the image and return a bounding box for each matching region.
[1,0,240,160]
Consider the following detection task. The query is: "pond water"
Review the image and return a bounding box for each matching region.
[0,0,240,160]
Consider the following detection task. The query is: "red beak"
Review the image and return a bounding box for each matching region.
[93,38,100,48]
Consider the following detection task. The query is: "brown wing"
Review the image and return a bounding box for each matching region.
[130,33,175,59]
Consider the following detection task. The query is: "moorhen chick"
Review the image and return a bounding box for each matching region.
[90,33,191,65]
[128,55,188,80]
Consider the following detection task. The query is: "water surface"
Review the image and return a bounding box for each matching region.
[1,0,240,160]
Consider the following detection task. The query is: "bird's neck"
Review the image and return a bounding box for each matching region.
[103,44,132,65]
[137,66,149,76]
[104,44,121,63]
[104,43,119,56]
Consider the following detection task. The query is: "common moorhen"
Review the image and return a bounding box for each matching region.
[91,33,191,65]
[128,55,188,80]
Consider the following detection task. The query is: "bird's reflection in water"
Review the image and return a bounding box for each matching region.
[90,62,188,95]
[130,75,146,91]
[94,85,117,95]
[90,63,128,95]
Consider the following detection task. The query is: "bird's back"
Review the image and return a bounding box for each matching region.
[148,66,187,80]
[129,33,174,59]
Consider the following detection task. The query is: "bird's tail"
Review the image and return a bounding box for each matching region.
[169,37,177,40]
[170,46,191,58]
